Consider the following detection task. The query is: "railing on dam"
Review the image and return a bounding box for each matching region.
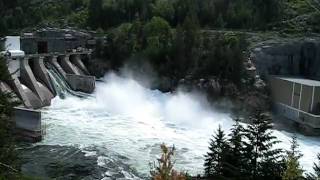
[24,50,92,58]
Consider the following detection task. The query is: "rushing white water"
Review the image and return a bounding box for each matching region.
[39,72,320,177]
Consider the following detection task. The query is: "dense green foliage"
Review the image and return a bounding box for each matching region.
[100,16,246,88]
[0,0,89,36]
[2,0,318,35]
[204,111,285,180]
[87,0,283,30]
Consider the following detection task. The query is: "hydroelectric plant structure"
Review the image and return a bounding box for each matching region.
[0,29,96,142]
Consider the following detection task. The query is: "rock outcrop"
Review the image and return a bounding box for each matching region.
[250,37,320,80]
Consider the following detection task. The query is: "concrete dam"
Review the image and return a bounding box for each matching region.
[0,29,96,141]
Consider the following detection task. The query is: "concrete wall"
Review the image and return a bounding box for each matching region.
[301,85,313,112]
[21,29,91,54]
[313,87,320,114]
[274,103,300,123]
[13,107,42,142]
[66,74,95,93]
[270,77,293,106]
[275,102,320,135]
[20,37,37,54]
[270,77,317,113]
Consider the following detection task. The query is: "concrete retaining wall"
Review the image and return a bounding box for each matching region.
[66,74,95,93]
[14,107,42,142]
[275,103,320,130]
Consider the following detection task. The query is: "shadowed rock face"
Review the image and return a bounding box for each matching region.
[251,39,320,80]
[19,145,144,180]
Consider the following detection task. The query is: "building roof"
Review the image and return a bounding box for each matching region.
[275,76,320,87]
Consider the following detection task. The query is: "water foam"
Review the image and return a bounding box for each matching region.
[40,72,320,176]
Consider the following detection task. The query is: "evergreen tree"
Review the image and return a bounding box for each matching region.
[181,13,200,73]
[225,118,246,179]
[0,56,19,178]
[172,25,186,77]
[204,125,230,179]
[88,0,103,29]
[243,111,284,180]
[282,136,304,180]
[307,154,320,180]
[315,154,320,178]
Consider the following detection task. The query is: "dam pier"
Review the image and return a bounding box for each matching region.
[0,29,96,142]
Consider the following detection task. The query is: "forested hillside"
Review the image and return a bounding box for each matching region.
[1,0,318,109]
[0,0,319,35]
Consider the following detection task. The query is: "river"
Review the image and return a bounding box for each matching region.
[22,72,320,179]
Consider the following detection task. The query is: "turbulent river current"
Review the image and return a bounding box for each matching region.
[23,71,320,179]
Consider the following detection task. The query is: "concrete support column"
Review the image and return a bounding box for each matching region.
[5,58,34,108]
[51,56,67,79]
[71,54,90,75]
[59,55,81,75]
[32,56,56,95]
[20,57,51,106]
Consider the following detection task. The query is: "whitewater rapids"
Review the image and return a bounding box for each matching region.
[39,73,320,177]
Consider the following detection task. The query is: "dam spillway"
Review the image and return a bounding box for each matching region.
[1,52,95,141]
[0,29,96,141]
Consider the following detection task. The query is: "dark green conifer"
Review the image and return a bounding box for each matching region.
[243,110,284,180]
[0,56,19,178]
[225,118,246,179]
[204,125,230,179]
[315,154,320,178]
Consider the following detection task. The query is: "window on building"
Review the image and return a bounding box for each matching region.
[37,41,48,54]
